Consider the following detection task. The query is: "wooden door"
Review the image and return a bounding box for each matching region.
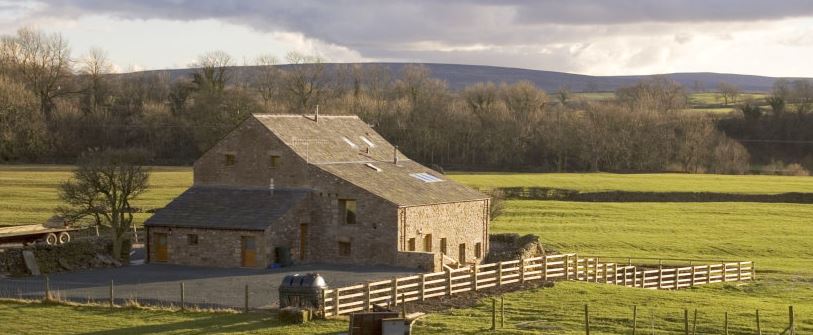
[459,243,466,265]
[241,236,257,267]
[299,224,308,261]
[154,233,168,262]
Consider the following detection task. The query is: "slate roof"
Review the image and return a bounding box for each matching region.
[254,114,407,164]
[144,187,308,230]
[316,160,488,206]
[253,114,488,206]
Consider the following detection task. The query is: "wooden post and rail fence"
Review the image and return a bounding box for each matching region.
[320,253,754,317]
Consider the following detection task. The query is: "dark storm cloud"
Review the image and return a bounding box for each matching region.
[9,0,813,75]
[22,1,813,47]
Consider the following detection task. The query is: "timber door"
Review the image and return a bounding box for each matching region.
[459,243,466,265]
[154,233,168,262]
[241,236,257,267]
[299,224,308,261]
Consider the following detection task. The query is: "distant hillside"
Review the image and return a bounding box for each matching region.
[139,63,811,93]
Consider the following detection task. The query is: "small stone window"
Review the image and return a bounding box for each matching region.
[338,241,351,256]
[423,234,433,252]
[224,154,236,166]
[408,238,416,251]
[187,234,199,246]
[475,242,482,259]
[440,238,447,255]
[338,199,357,225]
[270,155,281,168]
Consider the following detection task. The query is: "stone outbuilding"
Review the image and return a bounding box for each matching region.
[144,114,490,271]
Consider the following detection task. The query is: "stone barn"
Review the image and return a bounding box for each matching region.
[144,114,490,271]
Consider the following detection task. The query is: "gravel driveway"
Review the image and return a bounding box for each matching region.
[0,262,417,309]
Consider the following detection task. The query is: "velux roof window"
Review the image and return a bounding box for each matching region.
[342,136,358,149]
[410,172,443,183]
[359,136,376,147]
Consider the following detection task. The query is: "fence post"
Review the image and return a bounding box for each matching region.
[724,311,729,335]
[520,257,526,284]
[584,304,590,335]
[391,278,398,304]
[722,263,727,283]
[419,274,426,301]
[542,255,548,281]
[752,262,756,281]
[756,309,761,335]
[632,305,637,335]
[473,264,479,291]
[180,282,185,311]
[497,262,503,287]
[500,295,505,328]
[690,266,696,287]
[691,309,697,335]
[658,267,663,290]
[364,282,371,312]
[44,276,50,301]
[564,256,570,280]
[574,254,579,280]
[594,259,599,283]
[244,284,249,313]
[684,309,689,335]
[320,289,326,318]
[737,262,743,281]
[109,280,114,309]
[491,298,496,331]
[446,270,452,296]
[641,270,647,289]
[334,288,340,316]
[789,305,795,335]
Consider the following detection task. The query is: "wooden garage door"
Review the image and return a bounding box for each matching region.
[241,236,257,267]
[154,233,168,262]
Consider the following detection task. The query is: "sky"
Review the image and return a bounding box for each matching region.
[2,0,813,77]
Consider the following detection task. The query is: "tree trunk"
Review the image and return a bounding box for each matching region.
[111,234,123,261]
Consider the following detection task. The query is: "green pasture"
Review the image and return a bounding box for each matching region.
[1,166,811,333]
[0,165,191,227]
[449,172,813,195]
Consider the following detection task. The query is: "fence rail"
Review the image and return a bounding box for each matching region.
[321,253,754,317]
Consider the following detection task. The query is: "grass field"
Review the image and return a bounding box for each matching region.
[0,301,345,335]
[450,172,813,194]
[0,165,191,227]
[1,165,811,334]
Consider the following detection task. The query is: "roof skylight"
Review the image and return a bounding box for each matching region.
[360,136,376,147]
[342,137,358,149]
[365,163,382,172]
[410,172,443,183]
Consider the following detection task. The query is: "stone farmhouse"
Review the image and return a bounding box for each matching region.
[144,114,490,271]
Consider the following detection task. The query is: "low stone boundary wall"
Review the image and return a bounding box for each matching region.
[0,238,130,276]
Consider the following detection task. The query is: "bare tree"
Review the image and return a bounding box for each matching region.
[191,50,233,92]
[252,53,279,108]
[0,27,72,122]
[58,149,151,260]
[279,51,328,112]
[79,47,113,114]
[717,82,741,106]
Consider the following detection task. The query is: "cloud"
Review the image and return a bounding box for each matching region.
[5,1,813,76]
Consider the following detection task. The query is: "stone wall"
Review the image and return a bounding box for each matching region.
[147,227,267,268]
[305,166,400,266]
[400,200,490,265]
[0,238,129,276]
[193,118,312,189]
[486,233,547,263]
[395,251,440,272]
